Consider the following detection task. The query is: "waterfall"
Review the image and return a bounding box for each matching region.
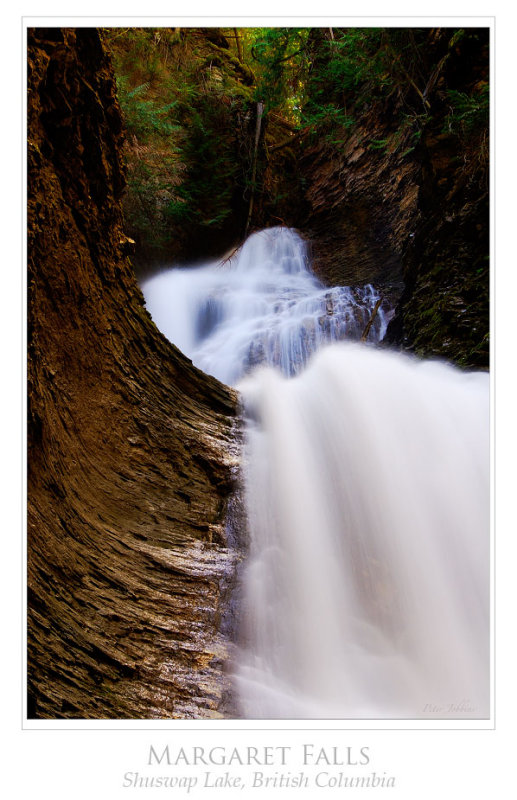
[142,227,390,385]
[236,346,489,719]
[142,227,490,720]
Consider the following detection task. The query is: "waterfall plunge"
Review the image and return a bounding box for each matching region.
[237,346,489,719]
[142,227,490,720]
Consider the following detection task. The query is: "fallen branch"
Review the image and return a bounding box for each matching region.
[267,128,305,153]
[219,243,243,268]
[269,112,298,132]
[360,297,383,342]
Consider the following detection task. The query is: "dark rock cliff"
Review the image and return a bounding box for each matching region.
[300,113,419,288]
[299,28,489,368]
[385,29,489,367]
[27,28,240,719]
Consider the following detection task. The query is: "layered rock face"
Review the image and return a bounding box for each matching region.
[301,119,419,288]
[27,28,239,719]
[385,30,489,368]
[300,29,489,368]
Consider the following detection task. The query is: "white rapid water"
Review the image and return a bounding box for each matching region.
[237,346,489,719]
[142,227,490,720]
[142,227,389,385]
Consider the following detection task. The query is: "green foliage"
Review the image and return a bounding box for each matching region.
[164,197,192,223]
[291,29,431,143]
[249,28,310,118]
[123,152,180,254]
[109,26,489,264]
[368,138,389,151]
[245,27,403,142]
[166,92,241,229]
[443,83,489,137]
[110,29,256,254]
[308,28,392,100]
[117,76,182,141]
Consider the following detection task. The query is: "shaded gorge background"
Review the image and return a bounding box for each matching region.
[107,25,489,368]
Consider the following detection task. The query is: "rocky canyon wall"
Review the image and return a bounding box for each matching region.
[27,28,239,719]
[384,29,489,368]
[300,28,489,368]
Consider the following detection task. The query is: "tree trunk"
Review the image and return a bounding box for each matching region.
[245,100,264,237]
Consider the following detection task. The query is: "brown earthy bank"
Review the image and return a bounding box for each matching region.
[27,28,240,719]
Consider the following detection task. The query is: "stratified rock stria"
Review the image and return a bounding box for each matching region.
[27,27,240,719]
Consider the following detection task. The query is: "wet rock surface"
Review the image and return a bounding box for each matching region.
[27,28,240,719]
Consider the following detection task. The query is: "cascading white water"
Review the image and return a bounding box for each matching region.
[142,227,389,385]
[236,346,489,719]
[142,227,490,720]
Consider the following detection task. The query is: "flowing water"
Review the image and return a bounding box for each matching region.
[142,227,390,385]
[142,227,490,720]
